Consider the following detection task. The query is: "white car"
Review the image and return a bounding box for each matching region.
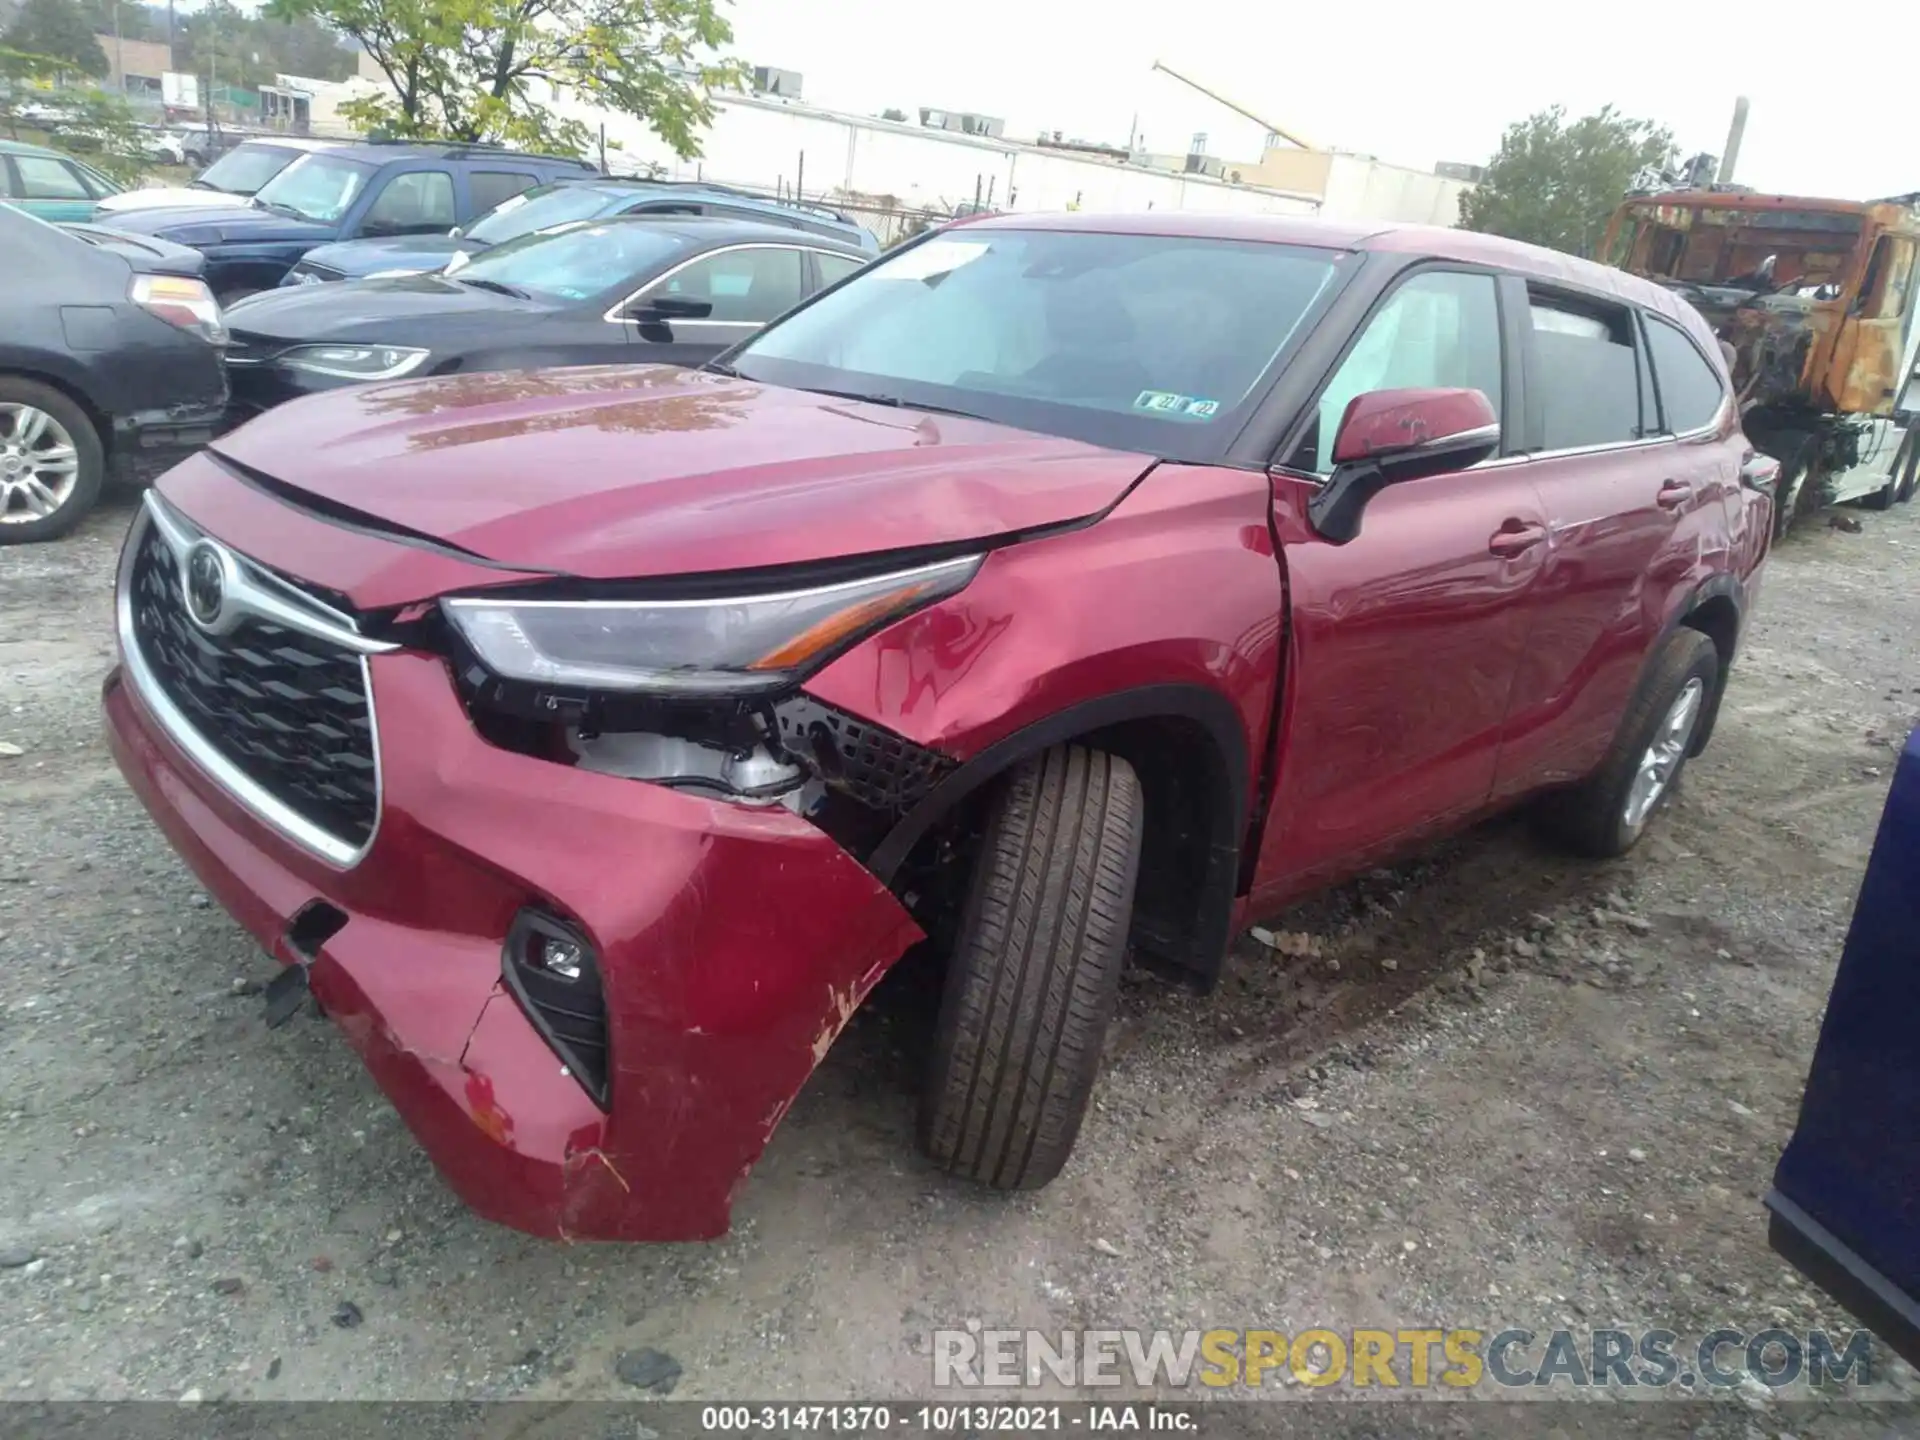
[93,137,344,216]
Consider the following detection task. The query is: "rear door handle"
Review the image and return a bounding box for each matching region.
[1488,520,1547,557]
[1657,480,1694,510]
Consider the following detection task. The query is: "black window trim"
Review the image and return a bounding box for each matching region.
[1513,280,1665,462]
[1267,258,1521,484]
[1639,309,1731,441]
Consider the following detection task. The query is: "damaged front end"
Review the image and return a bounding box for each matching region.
[100,487,995,1241]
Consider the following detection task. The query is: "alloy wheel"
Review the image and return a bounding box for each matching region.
[0,403,81,527]
[1623,677,1706,832]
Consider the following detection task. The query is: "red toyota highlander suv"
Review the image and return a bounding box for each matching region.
[104,214,1777,1241]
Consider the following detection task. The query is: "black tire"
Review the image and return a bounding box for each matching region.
[0,377,105,546]
[1537,629,1720,859]
[1896,427,1919,504]
[919,746,1144,1191]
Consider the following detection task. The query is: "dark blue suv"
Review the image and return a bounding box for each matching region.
[283,178,882,285]
[96,141,600,301]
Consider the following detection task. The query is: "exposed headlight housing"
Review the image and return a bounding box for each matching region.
[278,344,430,380]
[130,274,227,346]
[442,555,982,698]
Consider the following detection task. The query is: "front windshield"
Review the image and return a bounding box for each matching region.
[456,221,693,302]
[466,184,624,245]
[252,153,372,224]
[197,144,296,196]
[730,228,1344,459]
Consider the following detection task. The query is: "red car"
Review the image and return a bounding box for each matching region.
[104,213,1777,1240]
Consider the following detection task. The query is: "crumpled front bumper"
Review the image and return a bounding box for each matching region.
[103,648,923,1241]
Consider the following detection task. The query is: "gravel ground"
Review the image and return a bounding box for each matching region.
[2,489,1918,1435]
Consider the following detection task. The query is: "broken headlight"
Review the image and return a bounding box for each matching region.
[440,555,981,698]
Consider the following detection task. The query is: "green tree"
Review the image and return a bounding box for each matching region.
[2,0,109,77]
[1458,105,1676,259]
[264,0,744,158]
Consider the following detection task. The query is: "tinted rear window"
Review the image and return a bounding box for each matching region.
[1529,295,1644,449]
[1643,318,1725,433]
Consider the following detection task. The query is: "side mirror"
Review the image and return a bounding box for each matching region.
[448,225,463,239]
[1307,387,1501,545]
[624,294,714,321]
[1756,253,1778,285]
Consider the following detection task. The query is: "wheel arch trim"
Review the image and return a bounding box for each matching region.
[864,683,1252,989]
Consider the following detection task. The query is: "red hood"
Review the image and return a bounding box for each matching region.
[209,365,1153,581]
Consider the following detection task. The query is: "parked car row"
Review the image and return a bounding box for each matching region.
[0,140,888,540]
[222,217,868,420]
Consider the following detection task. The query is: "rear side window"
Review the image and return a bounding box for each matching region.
[815,253,863,287]
[1301,269,1503,473]
[13,155,89,200]
[1643,318,1726,434]
[470,170,538,213]
[1528,293,1644,450]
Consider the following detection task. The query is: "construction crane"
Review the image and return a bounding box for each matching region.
[1149,60,1312,152]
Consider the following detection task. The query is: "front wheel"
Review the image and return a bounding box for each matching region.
[919,746,1144,1191]
[1537,629,1720,858]
[0,380,104,545]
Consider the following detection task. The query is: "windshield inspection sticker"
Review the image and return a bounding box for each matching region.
[1134,390,1221,420]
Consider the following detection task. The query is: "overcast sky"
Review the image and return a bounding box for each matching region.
[727,0,1916,202]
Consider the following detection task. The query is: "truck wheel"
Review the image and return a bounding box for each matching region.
[1537,630,1720,859]
[0,379,104,546]
[919,746,1143,1191]
[1897,428,1919,504]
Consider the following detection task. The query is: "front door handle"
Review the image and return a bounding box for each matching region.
[1657,479,1694,510]
[1488,520,1547,557]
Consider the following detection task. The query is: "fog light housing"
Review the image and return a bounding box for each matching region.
[502,909,609,1107]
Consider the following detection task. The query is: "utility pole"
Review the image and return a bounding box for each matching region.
[1716,96,1749,186]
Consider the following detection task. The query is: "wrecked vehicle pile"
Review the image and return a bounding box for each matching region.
[1604,190,1920,533]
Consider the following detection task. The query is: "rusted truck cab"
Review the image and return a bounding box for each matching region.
[1602,191,1920,531]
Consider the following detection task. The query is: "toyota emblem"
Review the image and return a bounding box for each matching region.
[184,540,229,630]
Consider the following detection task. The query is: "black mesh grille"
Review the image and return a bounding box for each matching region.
[774,696,951,815]
[129,521,378,849]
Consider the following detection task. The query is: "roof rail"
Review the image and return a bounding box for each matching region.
[361,137,598,169]
[658,178,862,226]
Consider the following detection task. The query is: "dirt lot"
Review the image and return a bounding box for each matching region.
[2,489,1918,1431]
